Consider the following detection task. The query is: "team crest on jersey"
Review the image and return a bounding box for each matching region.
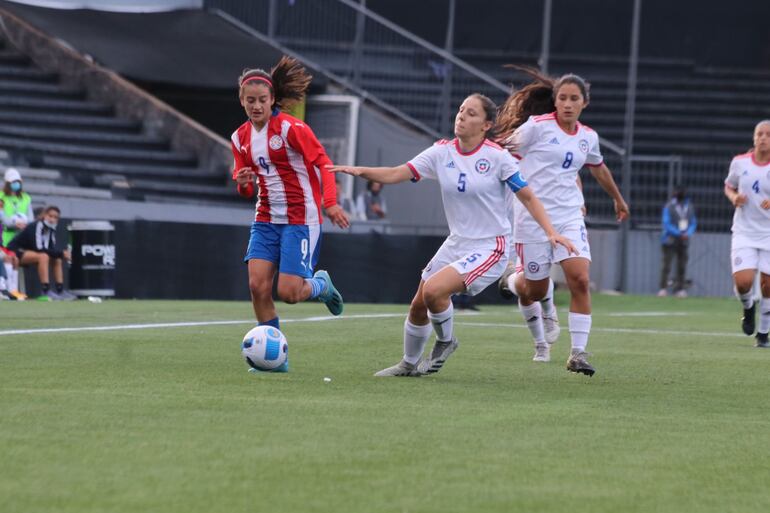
[734,256,742,266]
[528,262,540,273]
[475,158,492,175]
[269,135,284,150]
[578,139,589,154]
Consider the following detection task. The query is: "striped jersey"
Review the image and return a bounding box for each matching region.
[725,151,770,247]
[407,138,523,239]
[231,111,337,225]
[504,112,603,242]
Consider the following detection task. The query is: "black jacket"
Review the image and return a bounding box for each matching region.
[7,220,64,258]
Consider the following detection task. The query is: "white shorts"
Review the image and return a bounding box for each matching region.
[422,234,509,296]
[731,246,770,274]
[513,222,591,281]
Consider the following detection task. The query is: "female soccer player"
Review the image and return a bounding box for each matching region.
[496,70,630,376]
[724,120,770,348]
[330,93,576,377]
[232,56,350,356]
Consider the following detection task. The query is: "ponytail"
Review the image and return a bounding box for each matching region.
[238,55,312,111]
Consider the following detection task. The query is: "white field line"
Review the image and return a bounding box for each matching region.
[607,311,690,317]
[0,311,740,339]
[454,321,745,339]
[0,313,405,337]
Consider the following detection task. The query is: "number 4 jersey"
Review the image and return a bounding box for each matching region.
[725,152,770,248]
[407,138,524,239]
[504,113,603,243]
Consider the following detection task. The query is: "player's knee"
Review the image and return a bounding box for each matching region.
[569,273,591,295]
[421,284,446,309]
[276,283,303,304]
[735,279,753,295]
[249,277,271,299]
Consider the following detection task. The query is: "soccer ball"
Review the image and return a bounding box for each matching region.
[241,326,288,371]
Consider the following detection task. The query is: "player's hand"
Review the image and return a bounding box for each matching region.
[326,204,350,229]
[581,205,587,217]
[235,167,255,185]
[733,194,748,207]
[760,199,770,210]
[614,198,630,222]
[63,249,71,262]
[548,233,579,256]
[326,165,363,177]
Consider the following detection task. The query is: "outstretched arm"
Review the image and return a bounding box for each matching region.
[589,163,629,222]
[327,164,415,184]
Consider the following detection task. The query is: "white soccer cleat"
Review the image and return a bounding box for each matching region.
[418,337,459,375]
[374,359,422,377]
[532,342,551,362]
[542,312,560,344]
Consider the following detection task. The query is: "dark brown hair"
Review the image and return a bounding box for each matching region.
[238,56,313,111]
[495,66,590,144]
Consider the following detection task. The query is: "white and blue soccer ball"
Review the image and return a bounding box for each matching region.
[241,326,288,371]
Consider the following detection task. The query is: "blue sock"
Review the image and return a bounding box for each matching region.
[259,317,280,330]
[305,277,328,300]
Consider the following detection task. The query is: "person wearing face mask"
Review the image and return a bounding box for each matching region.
[7,205,75,301]
[1,168,33,247]
[355,180,388,220]
[658,186,697,298]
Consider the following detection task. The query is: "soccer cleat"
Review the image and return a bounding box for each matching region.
[674,290,688,298]
[9,290,27,301]
[497,264,516,300]
[314,269,344,316]
[742,303,756,335]
[248,359,289,373]
[755,333,770,349]
[57,290,78,301]
[374,359,421,377]
[532,343,551,362]
[656,288,668,297]
[542,312,560,344]
[566,351,595,376]
[418,337,459,375]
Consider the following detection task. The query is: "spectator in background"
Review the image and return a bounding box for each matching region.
[7,205,75,301]
[1,168,33,247]
[658,186,697,298]
[356,180,387,220]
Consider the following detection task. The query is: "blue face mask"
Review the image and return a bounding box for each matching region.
[9,181,21,192]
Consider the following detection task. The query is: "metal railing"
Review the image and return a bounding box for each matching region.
[207,0,625,156]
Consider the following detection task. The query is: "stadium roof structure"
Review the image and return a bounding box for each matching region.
[0,0,327,90]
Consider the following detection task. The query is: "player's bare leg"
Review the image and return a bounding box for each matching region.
[561,257,595,376]
[248,259,278,323]
[734,269,757,336]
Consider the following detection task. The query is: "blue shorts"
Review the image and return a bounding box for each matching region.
[244,222,322,278]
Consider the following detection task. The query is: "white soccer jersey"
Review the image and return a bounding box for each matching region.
[407,138,523,239]
[505,113,603,243]
[725,152,770,249]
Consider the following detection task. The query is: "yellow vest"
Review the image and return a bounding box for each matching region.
[1,191,32,246]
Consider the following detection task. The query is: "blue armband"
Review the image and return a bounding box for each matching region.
[505,172,528,193]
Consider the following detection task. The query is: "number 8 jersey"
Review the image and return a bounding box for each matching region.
[725,151,770,248]
[504,113,603,243]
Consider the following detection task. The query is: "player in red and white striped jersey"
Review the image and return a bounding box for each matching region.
[496,69,629,376]
[232,57,349,356]
[331,94,576,377]
[724,120,770,347]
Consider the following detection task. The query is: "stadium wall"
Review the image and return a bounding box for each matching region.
[24,221,731,301]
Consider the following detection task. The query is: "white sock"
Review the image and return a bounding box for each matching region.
[5,264,18,292]
[506,270,522,296]
[737,289,754,310]
[519,300,545,344]
[0,275,6,291]
[759,297,770,335]
[540,279,555,316]
[403,318,432,365]
[569,312,592,353]
[428,303,454,342]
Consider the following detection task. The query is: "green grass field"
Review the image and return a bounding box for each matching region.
[2,294,769,513]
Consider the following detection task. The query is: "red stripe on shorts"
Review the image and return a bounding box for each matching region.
[465,236,505,287]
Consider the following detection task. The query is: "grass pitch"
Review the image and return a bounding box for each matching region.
[1,294,769,513]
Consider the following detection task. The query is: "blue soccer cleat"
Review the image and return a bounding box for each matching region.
[247,358,289,373]
[314,269,344,316]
